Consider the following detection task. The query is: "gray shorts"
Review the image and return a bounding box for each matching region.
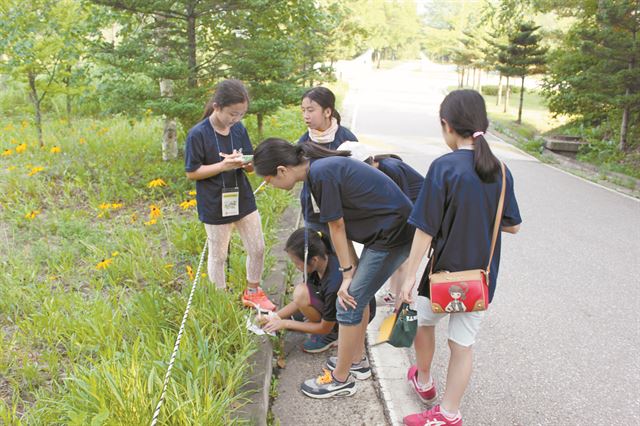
[416,296,485,347]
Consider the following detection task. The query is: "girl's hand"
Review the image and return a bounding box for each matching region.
[263,316,285,333]
[397,278,415,310]
[242,162,254,173]
[337,277,357,310]
[219,150,244,171]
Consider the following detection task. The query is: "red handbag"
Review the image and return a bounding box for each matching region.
[429,162,506,314]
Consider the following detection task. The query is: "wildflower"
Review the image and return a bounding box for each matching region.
[50,146,61,154]
[179,199,197,210]
[21,120,28,129]
[27,166,44,176]
[97,212,104,218]
[99,203,111,210]
[3,124,15,132]
[130,213,138,223]
[188,190,196,196]
[111,251,119,257]
[186,265,195,281]
[201,273,207,278]
[10,138,17,145]
[144,218,157,226]
[147,178,167,188]
[79,137,86,145]
[165,264,174,269]
[6,166,16,171]
[2,149,12,157]
[15,143,27,153]
[24,210,40,220]
[149,205,161,219]
[110,203,123,210]
[96,258,113,270]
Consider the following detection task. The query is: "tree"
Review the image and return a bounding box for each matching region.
[498,22,547,123]
[0,0,90,145]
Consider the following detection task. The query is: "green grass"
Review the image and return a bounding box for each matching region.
[0,107,303,424]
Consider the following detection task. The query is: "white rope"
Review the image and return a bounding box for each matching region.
[150,181,267,426]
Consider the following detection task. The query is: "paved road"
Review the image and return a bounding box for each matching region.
[343,61,640,425]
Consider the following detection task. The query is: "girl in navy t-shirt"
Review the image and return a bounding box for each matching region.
[184,79,276,312]
[253,139,413,399]
[399,90,521,426]
[298,87,358,236]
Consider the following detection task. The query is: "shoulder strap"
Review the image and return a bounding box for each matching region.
[486,161,506,273]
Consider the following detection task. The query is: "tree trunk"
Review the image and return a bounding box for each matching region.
[257,113,264,139]
[376,50,382,69]
[620,16,636,151]
[517,75,525,124]
[65,65,72,126]
[459,68,465,88]
[504,76,510,113]
[466,67,470,86]
[477,69,482,93]
[160,79,178,160]
[472,68,476,89]
[497,74,503,106]
[186,9,197,89]
[28,72,43,147]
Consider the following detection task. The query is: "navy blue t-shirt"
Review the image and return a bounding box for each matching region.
[410,150,521,302]
[307,254,376,322]
[298,126,358,229]
[377,158,424,203]
[306,156,414,250]
[184,119,257,225]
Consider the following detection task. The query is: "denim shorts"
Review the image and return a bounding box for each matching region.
[336,243,411,326]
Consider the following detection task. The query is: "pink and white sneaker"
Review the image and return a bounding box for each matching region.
[403,405,462,426]
[407,365,437,404]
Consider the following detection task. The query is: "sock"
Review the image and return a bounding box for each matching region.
[416,373,433,390]
[440,406,460,420]
[246,287,258,294]
[331,371,346,384]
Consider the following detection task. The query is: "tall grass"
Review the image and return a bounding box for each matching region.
[0,107,304,424]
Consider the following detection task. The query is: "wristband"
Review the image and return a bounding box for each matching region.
[338,265,353,273]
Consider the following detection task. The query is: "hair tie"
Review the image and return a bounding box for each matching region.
[472,131,485,139]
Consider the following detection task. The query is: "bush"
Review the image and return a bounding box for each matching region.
[481,84,526,96]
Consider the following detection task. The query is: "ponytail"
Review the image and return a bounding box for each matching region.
[300,141,350,160]
[440,90,500,183]
[285,228,332,263]
[253,139,350,177]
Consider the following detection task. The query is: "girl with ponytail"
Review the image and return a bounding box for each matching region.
[399,90,522,426]
[262,228,375,354]
[254,138,414,398]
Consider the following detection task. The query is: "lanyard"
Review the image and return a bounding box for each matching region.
[212,128,239,189]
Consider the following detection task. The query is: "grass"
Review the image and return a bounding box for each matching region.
[0,106,305,424]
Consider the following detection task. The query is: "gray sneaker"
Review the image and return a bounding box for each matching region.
[300,369,357,399]
[325,355,371,380]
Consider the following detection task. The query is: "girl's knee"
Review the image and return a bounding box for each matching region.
[448,338,473,352]
[292,283,310,306]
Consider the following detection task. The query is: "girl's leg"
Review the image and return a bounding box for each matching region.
[414,325,436,385]
[235,210,265,289]
[204,223,233,289]
[441,340,473,413]
[291,283,321,323]
[354,303,370,363]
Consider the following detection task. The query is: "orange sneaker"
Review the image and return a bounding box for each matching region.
[242,287,276,312]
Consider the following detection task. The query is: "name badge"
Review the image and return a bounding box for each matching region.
[222,187,240,217]
[309,190,320,214]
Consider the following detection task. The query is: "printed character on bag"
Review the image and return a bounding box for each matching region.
[444,284,468,313]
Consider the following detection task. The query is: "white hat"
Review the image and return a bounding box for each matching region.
[337,141,370,162]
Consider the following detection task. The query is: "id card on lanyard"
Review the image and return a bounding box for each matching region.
[213,127,241,217]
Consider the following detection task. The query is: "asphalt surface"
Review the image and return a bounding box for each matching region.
[271,61,640,425]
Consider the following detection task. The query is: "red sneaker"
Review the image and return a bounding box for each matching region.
[403,405,462,426]
[407,365,437,404]
[242,287,276,312]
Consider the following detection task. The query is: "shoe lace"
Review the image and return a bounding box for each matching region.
[316,368,334,385]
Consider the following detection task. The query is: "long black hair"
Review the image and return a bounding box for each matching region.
[365,153,403,165]
[285,228,332,263]
[253,139,350,177]
[302,87,341,125]
[202,79,250,119]
[440,90,500,183]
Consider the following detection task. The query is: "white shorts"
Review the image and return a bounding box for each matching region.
[416,296,485,347]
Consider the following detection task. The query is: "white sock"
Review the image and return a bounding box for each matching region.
[416,373,433,390]
[440,406,460,420]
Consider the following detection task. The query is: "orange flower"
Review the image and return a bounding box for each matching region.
[1,149,12,157]
[186,265,195,281]
[149,205,161,219]
[147,178,167,188]
[179,199,197,210]
[96,258,113,270]
[15,143,27,153]
[50,146,61,154]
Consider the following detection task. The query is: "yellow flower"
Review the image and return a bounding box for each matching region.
[6,166,16,171]
[79,137,86,145]
[10,138,17,145]
[164,264,174,269]
[144,218,157,226]
[111,251,119,257]
[15,143,27,153]
[110,203,123,210]
[179,199,197,210]
[201,272,207,278]
[188,190,197,196]
[149,205,161,219]
[186,265,195,281]
[147,178,167,188]
[97,212,104,218]
[24,210,40,220]
[130,213,138,223]
[96,258,113,270]
[50,146,61,154]
[27,166,44,176]
[21,120,28,129]
[3,123,15,131]
[99,203,111,210]
[1,149,12,157]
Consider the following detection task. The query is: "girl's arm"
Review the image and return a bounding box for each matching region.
[275,301,300,320]
[327,218,357,310]
[186,153,243,180]
[264,317,335,334]
[398,229,433,306]
[501,224,520,234]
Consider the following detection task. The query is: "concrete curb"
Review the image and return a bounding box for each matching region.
[235,201,300,425]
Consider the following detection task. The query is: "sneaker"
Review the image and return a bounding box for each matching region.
[407,365,437,404]
[382,291,395,305]
[403,405,462,426]
[325,355,371,380]
[300,368,356,399]
[242,287,276,312]
[303,332,338,353]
